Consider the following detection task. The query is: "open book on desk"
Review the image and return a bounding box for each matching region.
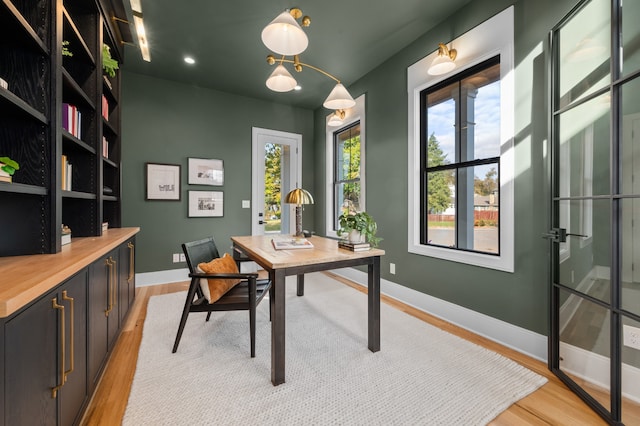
[271,237,314,250]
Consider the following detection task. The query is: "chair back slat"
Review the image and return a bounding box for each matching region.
[182,237,220,273]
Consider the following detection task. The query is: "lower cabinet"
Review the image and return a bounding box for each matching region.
[2,238,136,425]
[4,270,88,426]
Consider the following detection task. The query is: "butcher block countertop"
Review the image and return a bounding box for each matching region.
[0,227,140,318]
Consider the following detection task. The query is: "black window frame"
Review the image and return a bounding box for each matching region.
[333,121,361,230]
[419,55,501,255]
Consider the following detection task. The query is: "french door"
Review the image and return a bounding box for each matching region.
[549,0,640,424]
[251,127,302,236]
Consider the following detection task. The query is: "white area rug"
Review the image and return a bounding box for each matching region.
[123,273,547,425]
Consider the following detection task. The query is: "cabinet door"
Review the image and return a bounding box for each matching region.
[88,253,111,387]
[4,271,87,426]
[58,271,88,426]
[5,291,58,425]
[118,239,135,323]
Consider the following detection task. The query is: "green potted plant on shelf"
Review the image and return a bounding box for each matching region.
[0,156,19,183]
[337,211,382,247]
[102,44,119,78]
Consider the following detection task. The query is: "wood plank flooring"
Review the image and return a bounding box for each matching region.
[81,274,608,425]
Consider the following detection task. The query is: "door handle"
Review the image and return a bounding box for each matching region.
[542,228,566,243]
[258,220,264,225]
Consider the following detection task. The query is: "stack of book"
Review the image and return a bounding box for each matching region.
[62,103,82,139]
[338,241,370,252]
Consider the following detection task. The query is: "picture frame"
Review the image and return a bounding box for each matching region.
[188,158,224,186]
[188,190,224,217]
[145,163,181,200]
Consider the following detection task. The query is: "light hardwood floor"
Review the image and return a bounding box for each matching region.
[81,273,609,425]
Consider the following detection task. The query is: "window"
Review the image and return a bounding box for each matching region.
[325,94,366,237]
[421,57,501,255]
[333,123,362,229]
[407,6,514,272]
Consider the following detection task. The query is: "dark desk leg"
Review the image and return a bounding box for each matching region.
[368,256,381,352]
[271,269,286,385]
[297,274,304,296]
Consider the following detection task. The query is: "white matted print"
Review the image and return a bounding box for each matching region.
[189,191,223,217]
[145,163,181,200]
[188,158,224,186]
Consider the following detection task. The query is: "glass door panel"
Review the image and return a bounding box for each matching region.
[622,316,640,425]
[557,94,610,197]
[622,198,640,316]
[557,0,610,109]
[622,1,640,77]
[621,78,640,196]
[559,288,611,411]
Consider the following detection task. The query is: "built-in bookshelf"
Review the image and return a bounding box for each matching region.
[0,0,131,256]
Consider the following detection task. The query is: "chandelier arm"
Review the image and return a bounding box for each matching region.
[274,58,341,83]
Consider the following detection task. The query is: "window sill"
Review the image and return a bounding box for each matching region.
[408,242,514,273]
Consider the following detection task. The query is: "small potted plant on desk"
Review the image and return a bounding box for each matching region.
[337,211,382,247]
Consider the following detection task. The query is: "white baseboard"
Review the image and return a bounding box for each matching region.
[331,267,548,362]
[135,268,189,287]
[561,342,640,403]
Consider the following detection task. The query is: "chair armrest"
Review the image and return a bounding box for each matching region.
[189,272,259,280]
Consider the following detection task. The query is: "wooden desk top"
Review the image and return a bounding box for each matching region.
[0,227,140,318]
[231,235,385,270]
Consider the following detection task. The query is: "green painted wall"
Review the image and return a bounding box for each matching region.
[121,0,583,336]
[313,0,581,335]
[121,72,314,272]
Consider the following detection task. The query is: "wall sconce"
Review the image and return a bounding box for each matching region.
[328,109,346,127]
[428,43,457,76]
[262,8,356,111]
[130,0,150,61]
[284,188,314,237]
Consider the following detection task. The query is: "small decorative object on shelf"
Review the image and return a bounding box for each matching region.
[0,77,7,90]
[338,241,371,252]
[102,222,109,232]
[102,44,119,77]
[62,40,73,57]
[337,211,382,247]
[61,224,72,246]
[0,157,19,183]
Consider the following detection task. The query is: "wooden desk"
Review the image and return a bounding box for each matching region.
[231,235,385,386]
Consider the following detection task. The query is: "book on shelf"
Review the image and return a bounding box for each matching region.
[0,77,7,90]
[338,241,371,251]
[102,95,109,120]
[0,175,11,183]
[61,155,72,191]
[102,137,109,158]
[62,103,82,139]
[271,237,314,250]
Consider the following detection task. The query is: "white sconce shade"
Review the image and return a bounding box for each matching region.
[328,113,344,127]
[428,54,455,75]
[323,83,356,110]
[266,64,298,92]
[261,11,309,56]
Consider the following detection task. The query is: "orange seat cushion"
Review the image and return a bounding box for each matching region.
[197,253,241,303]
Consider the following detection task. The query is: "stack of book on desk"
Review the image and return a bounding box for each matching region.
[338,241,370,251]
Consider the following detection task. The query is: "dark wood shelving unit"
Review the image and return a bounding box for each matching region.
[1,0,128,256]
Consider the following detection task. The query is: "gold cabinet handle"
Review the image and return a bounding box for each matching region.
[51,297,65,398]
[128,242,135,283]
[105,258,113,316]
[111,257,117,310]
[62,290,74,382]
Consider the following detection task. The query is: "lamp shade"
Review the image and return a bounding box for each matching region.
[328,112,344,127]
[285,188,314,205]
[428,54,456,75]
[261,11,309,56]
[323,83,356,110]
[266,64,297,92]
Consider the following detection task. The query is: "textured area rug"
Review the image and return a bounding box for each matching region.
[123,273,546,425]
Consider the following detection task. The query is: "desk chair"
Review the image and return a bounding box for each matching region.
[172,237,272,357]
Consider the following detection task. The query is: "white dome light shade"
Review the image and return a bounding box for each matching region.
[428,54,456,75]
[328,112,344,127]
[266,64,298,92]
[323,83,356,110]
[261,11,308,56]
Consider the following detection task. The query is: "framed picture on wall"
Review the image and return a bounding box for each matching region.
[145,163,181,200]
[188,190,223,217]
[188,158,224,186]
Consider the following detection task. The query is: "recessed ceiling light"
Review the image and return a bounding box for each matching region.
[294,85,302,91]
[184,56,196,65]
